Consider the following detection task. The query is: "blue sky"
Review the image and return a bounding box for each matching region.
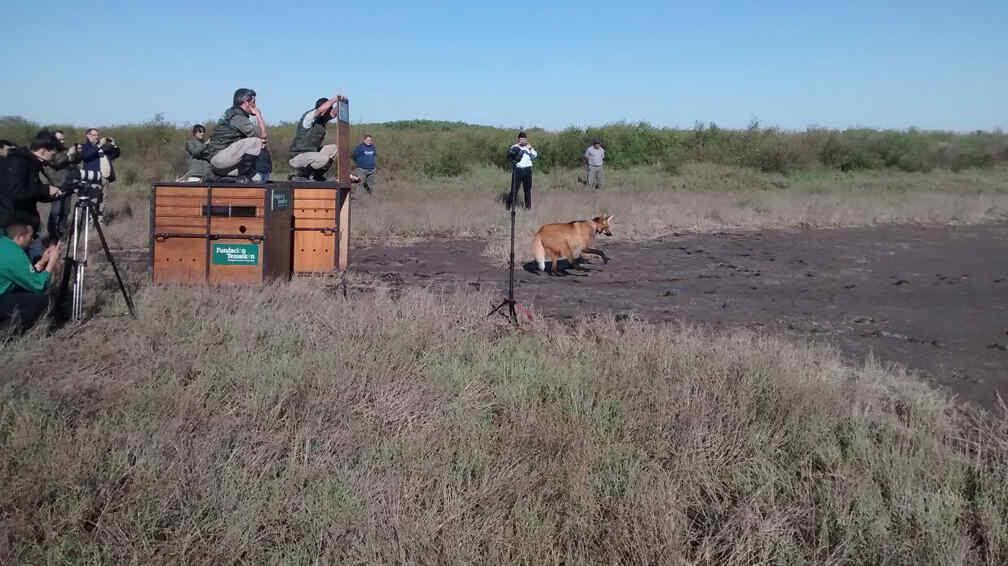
[1,0,1004,131]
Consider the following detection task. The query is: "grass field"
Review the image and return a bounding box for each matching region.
[2,117,1008,563]
[2,284,1007,564]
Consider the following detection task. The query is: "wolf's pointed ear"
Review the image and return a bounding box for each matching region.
[606,214,615,223]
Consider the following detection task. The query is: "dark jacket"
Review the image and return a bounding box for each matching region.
[41,145,82,187]
[0,147,54,230]
[81,140,120,182]
[351,143,376,170]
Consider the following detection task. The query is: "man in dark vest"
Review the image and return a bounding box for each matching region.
[288,94,344,181]
[205,88,267,183]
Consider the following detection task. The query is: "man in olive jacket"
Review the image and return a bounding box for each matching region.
[288,94,343,181]
[205,88,267,182]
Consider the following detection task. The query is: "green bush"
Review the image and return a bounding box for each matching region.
[1,115,1004,184]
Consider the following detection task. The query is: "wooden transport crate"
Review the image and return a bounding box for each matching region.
[151,183,293,284]
[290,183,352,273]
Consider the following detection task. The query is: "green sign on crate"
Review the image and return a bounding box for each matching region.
[271,189,290,211]
[212,243,259,265]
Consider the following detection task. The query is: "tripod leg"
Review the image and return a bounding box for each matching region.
[507,207,517,323]
[86,203,137,318]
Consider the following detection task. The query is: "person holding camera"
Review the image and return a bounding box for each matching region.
[0,131,63,262]
[0,223,62,332]
[43,130,83,240]
[205,88,267,183]
[506,131,537,210]
[80,128,120,219]
[288,95,344,181]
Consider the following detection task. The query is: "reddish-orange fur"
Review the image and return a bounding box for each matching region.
[531,215,613,274]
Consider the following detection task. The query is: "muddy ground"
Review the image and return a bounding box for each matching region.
[353,224,1008,411]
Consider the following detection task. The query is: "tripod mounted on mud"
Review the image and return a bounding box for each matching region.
[55,182,136,323]
[488,167,523,325]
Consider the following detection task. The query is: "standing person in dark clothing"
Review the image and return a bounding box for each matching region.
[0,132,63,261]
[506,131,537,210]
[351,134,377,193]
[80,128,120,219]
[43,130,82,240]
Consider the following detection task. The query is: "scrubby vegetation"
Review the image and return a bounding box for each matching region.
[3,115,1006,183]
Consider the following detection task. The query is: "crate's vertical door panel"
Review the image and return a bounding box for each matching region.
[207,187,264,284]
[292,187,338,273]
[263,185,293,281]
[337,187,351,270]
[336,98,351,184]
[152,185,208,283]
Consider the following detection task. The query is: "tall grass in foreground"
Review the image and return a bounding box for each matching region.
[2,283,1006,564]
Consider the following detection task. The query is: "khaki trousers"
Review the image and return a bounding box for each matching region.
[289,144,339,171]
[210,138,263,173]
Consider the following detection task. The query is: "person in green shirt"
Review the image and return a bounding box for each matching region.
[0,223,61,331]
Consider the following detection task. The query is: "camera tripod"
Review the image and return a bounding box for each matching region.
[57,193,136,322]
[488,168,520,324]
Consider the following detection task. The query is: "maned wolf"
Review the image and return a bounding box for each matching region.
[531,215,613,275]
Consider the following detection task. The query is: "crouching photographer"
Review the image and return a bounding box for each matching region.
[0,223,62,332]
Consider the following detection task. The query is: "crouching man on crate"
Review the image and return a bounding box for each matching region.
[0,224,62,332]
[205,88,267,183]
[287,94,345,182]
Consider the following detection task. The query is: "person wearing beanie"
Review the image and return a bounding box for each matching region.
[506,131,537,209]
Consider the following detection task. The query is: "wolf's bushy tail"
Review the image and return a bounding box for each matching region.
[531,231,546,272]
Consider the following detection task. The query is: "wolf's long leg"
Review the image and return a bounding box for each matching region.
[583,247,610,264]
[547,251,561,276]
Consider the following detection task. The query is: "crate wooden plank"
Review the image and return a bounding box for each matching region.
[155,206,204,217]
[210,217,264,235]
[153,238,206,283]
[294,218,338,229]
[293,208,337,220]
[211,188,266,199]
[155,187,209,197]
[155,217,207,228]
[293,188,340,200]
[293,198,339,208]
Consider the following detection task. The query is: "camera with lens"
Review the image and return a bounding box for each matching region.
[61,169,103,199]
